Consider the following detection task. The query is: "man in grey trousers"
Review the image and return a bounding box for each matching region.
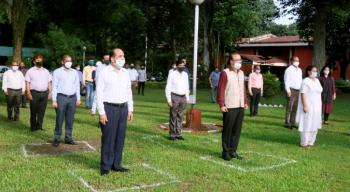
[52,54,81,147]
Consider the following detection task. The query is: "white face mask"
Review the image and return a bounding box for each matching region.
[12,66,19,71]
[255,69,261,73]
[64,62,72,69]
[115,59,125,69]
[234,62,242,70]
[324,70,330,75]
[292,61,299,67]
[311,72,318,78]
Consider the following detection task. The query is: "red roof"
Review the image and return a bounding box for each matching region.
[239,34,309,44]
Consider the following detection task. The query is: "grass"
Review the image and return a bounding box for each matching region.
[0,88,349,192]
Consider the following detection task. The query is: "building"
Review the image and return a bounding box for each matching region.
[235,34,350,80]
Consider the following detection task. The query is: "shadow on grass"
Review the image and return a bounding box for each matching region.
[0,113,52,142]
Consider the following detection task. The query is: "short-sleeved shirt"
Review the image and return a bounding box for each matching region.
[138,69,147,82]
[210,70,221,87]
[25,66,52,91]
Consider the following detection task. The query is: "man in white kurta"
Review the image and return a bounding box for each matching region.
[296,76,323,147]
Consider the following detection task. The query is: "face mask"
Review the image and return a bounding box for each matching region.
[12,66,19,71]
[115,59,125,69]
[311,72,318,78]
[215,69,219,73]
[36,62,43,67]
[178,67,185,72]
[141,67,145,70]
[292,62,299,67]
[255,69,261,73]
[234,62,242,70]
[172,65,176,69]
[324,70,330,75]
[76,67,80,71]
[64,62,72,69]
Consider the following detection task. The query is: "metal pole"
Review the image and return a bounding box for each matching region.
[192,4,199,105]
[82,51,86,67]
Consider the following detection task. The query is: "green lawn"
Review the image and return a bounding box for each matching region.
[0,88,349,192]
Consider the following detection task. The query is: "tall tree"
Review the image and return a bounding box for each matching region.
[279,0,350,69]
[0,0,32,62]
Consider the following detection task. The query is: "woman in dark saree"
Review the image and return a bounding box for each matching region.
[319,66,336,125]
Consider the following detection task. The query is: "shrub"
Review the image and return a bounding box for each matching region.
[263,72,282,98]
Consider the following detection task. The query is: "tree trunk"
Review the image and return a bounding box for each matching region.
[312,2,327,69]
[203,0,215,72]
[11,0,29,63]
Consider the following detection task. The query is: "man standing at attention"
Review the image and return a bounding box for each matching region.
[97,48,133,176]
[83,60,96,109]
[209,66,220,103]
[284,56,303,129]
[165,60,189,141]
[25,54,52,132]
[52,55,81,147]
[138,64,147,96]
[217,53,248,161]
[2,61,25,121]
[127,63,139,93]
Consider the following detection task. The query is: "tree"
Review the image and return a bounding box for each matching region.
[0,0,33,63]
[279,0,350,69]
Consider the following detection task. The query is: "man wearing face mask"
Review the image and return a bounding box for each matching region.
[51,55,81,147]
[217,53,248,161]
[209,66,221,103]
[138,64,147,95]
[284,56,303,129]
[2,61,25,121]
[248,65,264,116]
[25,54,52,132]
[97,48,133,176]
[165,59,190,141]
[127,63,139,93]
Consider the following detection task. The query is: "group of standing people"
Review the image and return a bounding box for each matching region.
[1,50,340,176]
[284,57,336,148]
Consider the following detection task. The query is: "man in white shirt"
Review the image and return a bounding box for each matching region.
[127,63,138,93]
[284,56,303,129]
[165,60,189,141]
[97,48,133,176]
[2,61,25,121]
[138,64,147,95]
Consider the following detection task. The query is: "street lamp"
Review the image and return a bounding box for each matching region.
[82,46,87,67]
[187,0,205,130]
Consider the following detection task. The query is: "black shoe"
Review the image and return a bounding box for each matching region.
[230,152,244,160]
[176,136,185,140]
[52,141,60,147]
[222,153,232,161]
[64,140,77,145]
[169,137,177,141]
[284,125,292,129]
[21,106,27,108]
[100,170,110,176]
[291,125,298,129]
[112,167,129,172]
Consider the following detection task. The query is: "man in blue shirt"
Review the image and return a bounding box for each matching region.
[52,54,81,147]
[209,67,221,103]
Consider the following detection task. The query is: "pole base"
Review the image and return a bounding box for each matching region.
[186,108,202,130]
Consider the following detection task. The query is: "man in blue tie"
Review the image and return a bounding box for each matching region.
[52,54,81,147]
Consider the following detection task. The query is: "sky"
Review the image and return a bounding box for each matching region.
[273,0,297,25]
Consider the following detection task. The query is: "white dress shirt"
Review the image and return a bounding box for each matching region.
[284,65,303,93]
[127,68,139,81]
[165,70,189,102]
[95,64,107,83]
[97,65,133,115]
[2,69,25,92]
[52,67,81,102]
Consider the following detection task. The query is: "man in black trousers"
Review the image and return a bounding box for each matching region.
[25,54,52,131]
[217,53,248,161]
[97,48,134,176]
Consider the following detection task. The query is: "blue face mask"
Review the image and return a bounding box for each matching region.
[311,72,318,78]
